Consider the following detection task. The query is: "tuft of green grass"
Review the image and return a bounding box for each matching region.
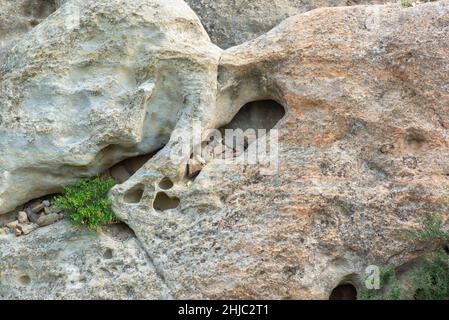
[406,213,449,244]
[359,266,401,300]
[54,177,117,232]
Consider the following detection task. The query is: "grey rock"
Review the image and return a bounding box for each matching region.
[36,213,62,227]
[185,0,396,48]
[0,221,172,299]
[25,208,39,223]
[0,0,221,215]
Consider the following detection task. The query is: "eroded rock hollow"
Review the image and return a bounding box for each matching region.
[1,0,448,299]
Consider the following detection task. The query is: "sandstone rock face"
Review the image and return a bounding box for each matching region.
[0,0,57,61]
[1,0,448,300]
[0,0,221,214]
[0,221,171,299]
[185,0,395,48]
[111,2,449,299]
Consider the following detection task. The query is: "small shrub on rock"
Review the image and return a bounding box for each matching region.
[54,177,117,232]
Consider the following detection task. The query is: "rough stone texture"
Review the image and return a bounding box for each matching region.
[1,0,448,300]
[185,0,396,48]
[0,0,57,62]
[111,2,449,299]
[0,221,172,299]
[0,0,221,214]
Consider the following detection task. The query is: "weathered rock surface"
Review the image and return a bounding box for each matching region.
[111,2,449,299]
[1,0,448,300]
[0,0,221,215]
[0,221,171,299]
[185,0,396,48]
[0,0,57,61]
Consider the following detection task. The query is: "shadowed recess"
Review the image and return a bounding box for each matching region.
[153,192,180,211]
[329,283,357,300]
[123,184,145,204]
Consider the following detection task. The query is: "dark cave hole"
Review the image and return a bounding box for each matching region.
[329,283,358,300]
[217,99,286,154]
[153,192,180,211]
[159,177,174,190]
[444,245,449,255]
[220,100,286,146]
[123,184,144,204]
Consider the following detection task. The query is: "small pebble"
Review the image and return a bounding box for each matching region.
[26,207,39,223]
[14,225,23,236]
[6,220,19,229]
[17,211,29,224]
[44,206,62,214]
[42,200,51,207]
[21,223,38,235]
[37,213,62,227]
[0,228,6,236]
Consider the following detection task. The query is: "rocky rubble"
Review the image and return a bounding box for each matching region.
[0,197,64,238]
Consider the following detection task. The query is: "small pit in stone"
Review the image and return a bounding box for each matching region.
[159,177,174,190]
[103,248,113,259]
[221,99,285,135]
[153,192,180,211]
[123,184,144,204]
[18,275,31,286]
[329,283,358,300]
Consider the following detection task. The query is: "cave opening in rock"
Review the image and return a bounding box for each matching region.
[104,150,160,184]
[219,99,286,151]
[221,99,286,133]
[153,192,180,211]
[329,283,358,300]
[123,184,145,204]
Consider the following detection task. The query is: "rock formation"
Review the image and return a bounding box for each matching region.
[185,0,396,48]
[0,0,58,61]
[0,0,221,215]
[109,1,449,299]
[0,0,448,299]
[0,221,171,299]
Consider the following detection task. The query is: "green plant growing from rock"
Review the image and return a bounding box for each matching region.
[358,266,402,300]
[359,213,449,300]
[53,177,118,232]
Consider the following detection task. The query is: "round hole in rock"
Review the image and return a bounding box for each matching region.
[123,185,144,204]
[159,177,174,190]
[153,192,180,211]
[219,100,286,151]
[104,248,113,259]
[329,283,358,300]
[18,275,31,286]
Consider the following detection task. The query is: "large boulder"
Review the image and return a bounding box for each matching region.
[184,0,396,48]
[110,2,449,299]
[0,0,221,215]
[0,221,172,299]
